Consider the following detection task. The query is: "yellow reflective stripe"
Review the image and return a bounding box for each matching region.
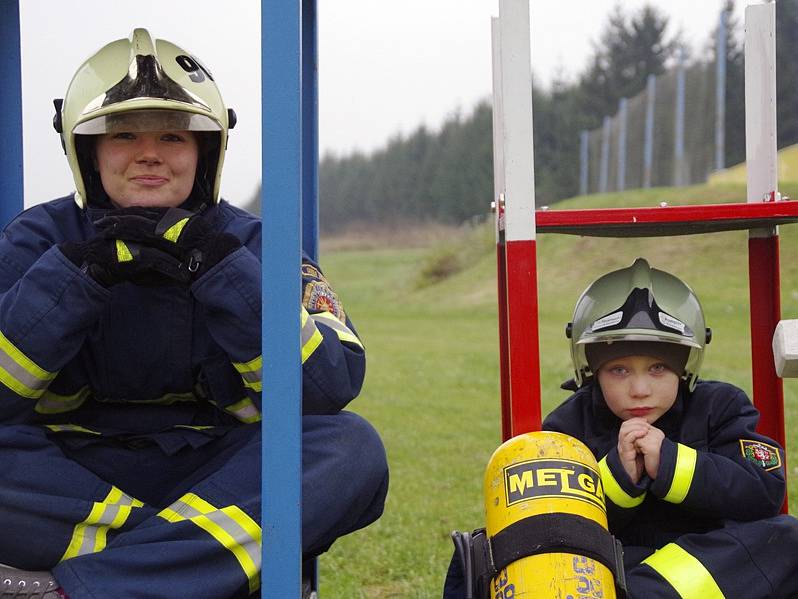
[162,217,190,242]
[642,543,725,599]
[115,240,133,262]
[0,329,56,398]
[233,356,262,392]
[310,311,364,349]
[45,424,101,435]
[35,387,91,414]
[157,493,261,593]
[598,456,645,508]
[224,398,262,423]
[301,307,323,363]
[60,486,143,561]
[663,443,697,504]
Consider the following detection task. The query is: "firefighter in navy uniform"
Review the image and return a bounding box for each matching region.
[443,258,798,598]
[0,29,387,599]
[543,258,798,598]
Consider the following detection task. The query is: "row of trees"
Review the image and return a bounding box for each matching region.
[246,1,798,233]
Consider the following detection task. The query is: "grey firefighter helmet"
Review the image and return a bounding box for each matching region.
[566,258,711,390]
[54,28,237,208]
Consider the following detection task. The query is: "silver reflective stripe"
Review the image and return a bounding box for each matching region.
[203,509,261,572]
[73,504,126,557]
[35,387,91,414]
[310,313,351,336]
[0,349,45,392]
[225,399,261,423]
[239,370,260,386]
[301,313,318,346]
[310,312,363,348]
[60,488,143,560]
[233,357,262,390]
[159,494,261,592]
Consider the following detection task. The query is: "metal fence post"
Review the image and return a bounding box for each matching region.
[643,74,656,188]
[617,98,627,192]
[579,129,589,196]
[715,8,728,172]
[674,49,686,186]
[599,116,610,194]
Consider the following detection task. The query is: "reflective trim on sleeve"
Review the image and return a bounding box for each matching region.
[232,355,262,392]
[224,398,262,423]
[663,443,697,504]
[310,311,364,349]
[642,543,725,599]
[162,217,190,242]
[35,387,91,414]
[301,307,323,363]
[598,455,646,508]
[44,424,101,435]
[60,486,144,561]
[158,493,261,594]
[116,240,134,262]
[0,330,57,398]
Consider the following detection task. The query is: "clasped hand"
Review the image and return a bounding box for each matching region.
[617,418,665,484]
[60,207,241,287]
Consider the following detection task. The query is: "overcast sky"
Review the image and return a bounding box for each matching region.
[19,0,747,207]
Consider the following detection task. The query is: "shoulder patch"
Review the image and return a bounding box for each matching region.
[301,263,324,281]
[740,439,782,471]
[303,280,346,323]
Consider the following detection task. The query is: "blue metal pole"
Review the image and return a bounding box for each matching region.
[643,74,656,188]
[0,0,24,226]
[715,8,727,172]
[262,0,303,594]
[302,0,319,261]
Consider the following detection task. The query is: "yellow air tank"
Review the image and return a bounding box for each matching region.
[484,431,618,598]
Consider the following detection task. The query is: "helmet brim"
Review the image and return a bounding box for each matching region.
[576,329,702,349]
[73,109,221,135]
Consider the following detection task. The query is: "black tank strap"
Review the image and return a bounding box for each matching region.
[490,513,627,595]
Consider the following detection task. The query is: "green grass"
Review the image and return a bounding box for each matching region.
[314,183,798,597]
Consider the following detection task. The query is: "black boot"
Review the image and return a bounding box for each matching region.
[0,564,62,598]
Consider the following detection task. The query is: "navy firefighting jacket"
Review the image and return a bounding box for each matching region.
[543,379,786,550]
[0,196,365,450]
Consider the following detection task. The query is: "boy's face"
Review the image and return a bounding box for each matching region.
[596,354,679,424]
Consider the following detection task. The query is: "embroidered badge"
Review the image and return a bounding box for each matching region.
[301,263,324,281]
[740,440,782,471]
[303,281,346,322]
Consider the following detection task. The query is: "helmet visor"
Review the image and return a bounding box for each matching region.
[577,287,700,348]
[73,109,221,135]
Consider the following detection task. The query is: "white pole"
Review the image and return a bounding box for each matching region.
[498,0,535,243]
[745,2,778,207]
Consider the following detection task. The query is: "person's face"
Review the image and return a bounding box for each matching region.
[95,130,199,208]
[596,354,679,424]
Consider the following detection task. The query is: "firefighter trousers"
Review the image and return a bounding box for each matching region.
[624,515,798,599]
[442,515,798,598]
[0,411,388,599]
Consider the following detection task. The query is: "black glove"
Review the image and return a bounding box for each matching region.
[94,207,242,279]
[59,236,191,287]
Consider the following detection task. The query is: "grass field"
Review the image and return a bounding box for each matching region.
[314,183,798,598]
